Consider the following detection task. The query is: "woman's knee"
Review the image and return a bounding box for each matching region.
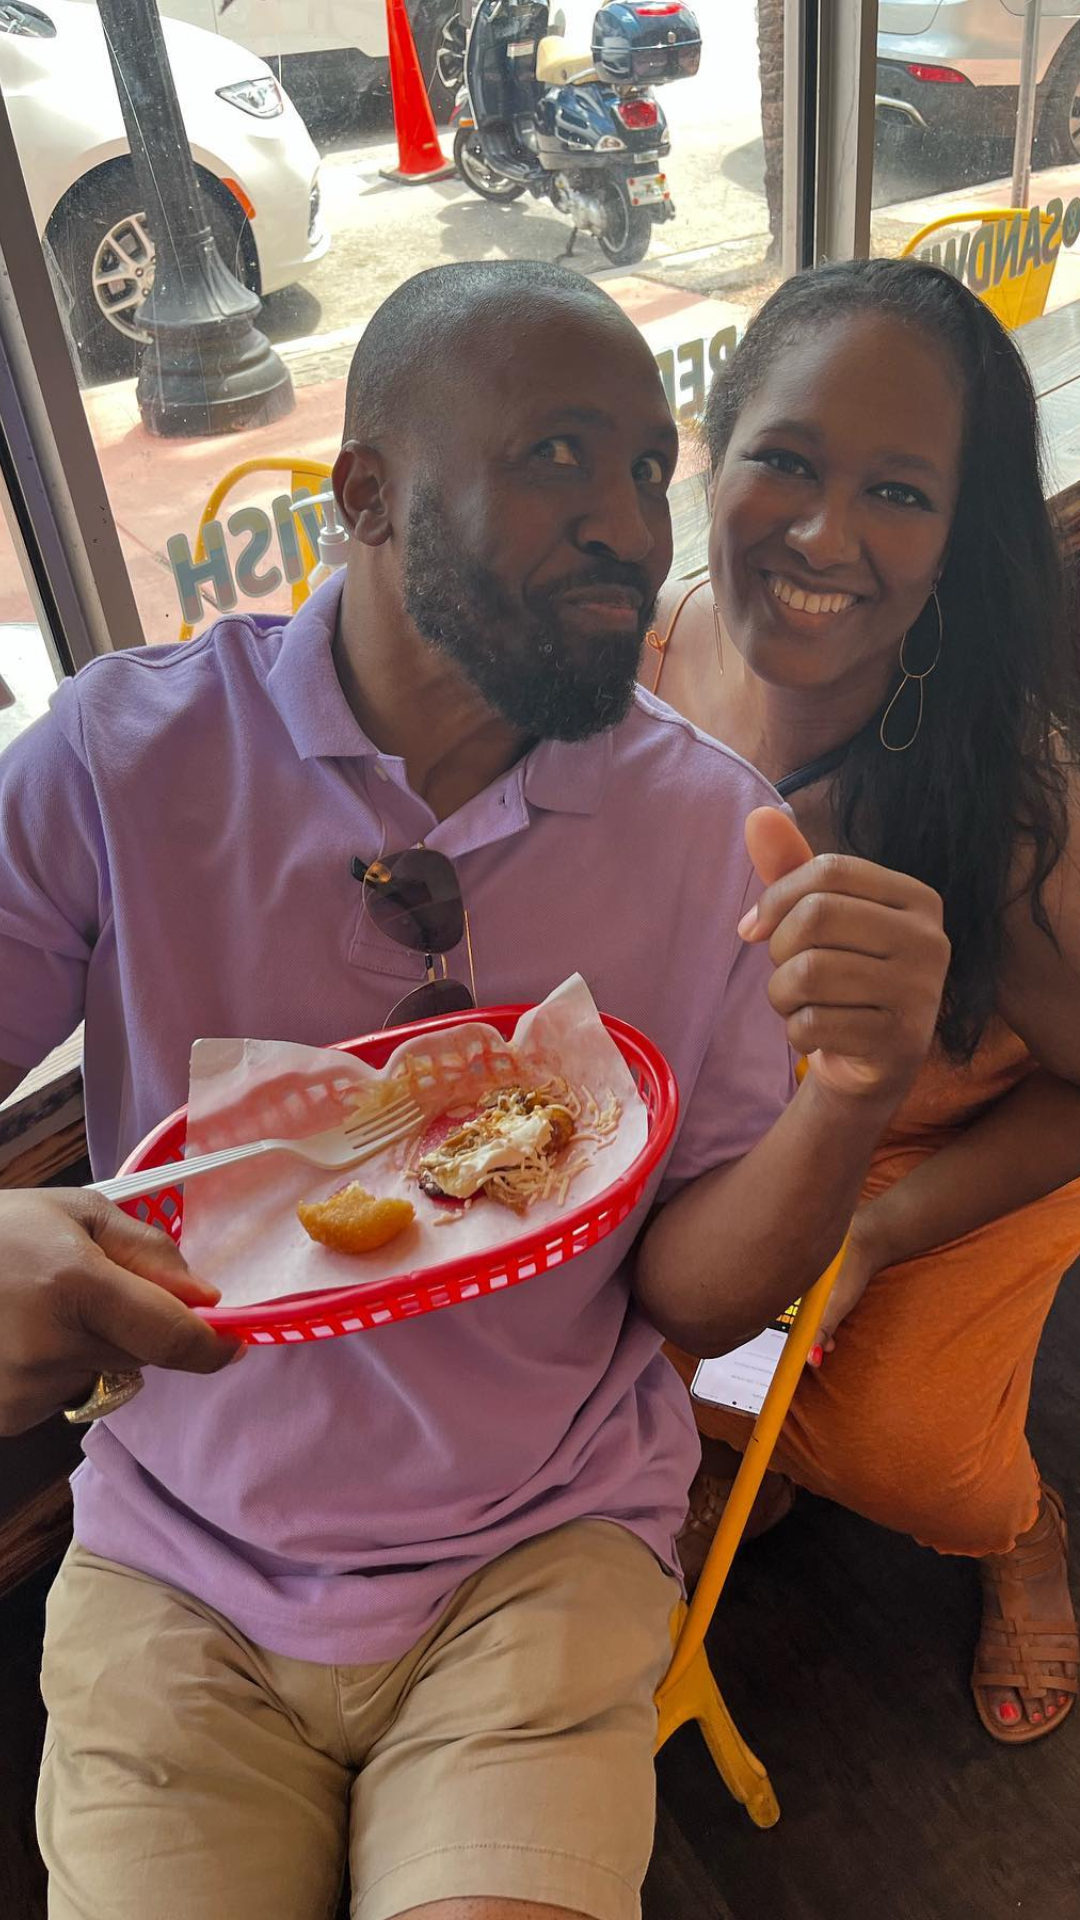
[785,1386,1039,1556]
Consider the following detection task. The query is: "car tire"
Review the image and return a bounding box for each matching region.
[415,2,462,122]
[1036,36,1080,165]
[46,160,254,385]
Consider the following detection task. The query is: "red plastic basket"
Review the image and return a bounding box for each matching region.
[118,1005,678,1346]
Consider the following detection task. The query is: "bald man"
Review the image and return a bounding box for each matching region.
[0,261,947,1920]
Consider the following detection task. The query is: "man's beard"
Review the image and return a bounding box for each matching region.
[402,480,653,742]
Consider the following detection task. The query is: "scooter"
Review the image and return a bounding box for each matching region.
[447,2,701,268]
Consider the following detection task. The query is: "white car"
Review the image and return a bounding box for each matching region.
[157,2,463,120]
[0,0,330,377]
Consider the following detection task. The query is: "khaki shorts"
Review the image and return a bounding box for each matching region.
[37,1521,679,1920]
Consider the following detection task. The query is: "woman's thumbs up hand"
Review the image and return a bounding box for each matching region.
[739,807,950,1105]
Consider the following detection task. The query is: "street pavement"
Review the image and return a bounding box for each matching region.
[279,12,769,340]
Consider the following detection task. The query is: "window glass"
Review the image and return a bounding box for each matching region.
[0,0,787,643]
[0,482,61,753]
[872,4,1080,334]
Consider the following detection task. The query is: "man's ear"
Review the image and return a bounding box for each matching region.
[333,441,393,548]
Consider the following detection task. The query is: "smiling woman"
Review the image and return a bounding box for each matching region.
[706,317,960,734]
[651,255,1080,1748]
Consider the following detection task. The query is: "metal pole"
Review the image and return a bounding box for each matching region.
[94,0,294,438]
[1011,0,1044,209]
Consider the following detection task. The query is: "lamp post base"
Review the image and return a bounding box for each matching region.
[137,321,295,439]
[134,238,294,439]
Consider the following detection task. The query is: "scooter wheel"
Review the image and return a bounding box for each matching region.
[453,128,529,202]
[598,182,653,267]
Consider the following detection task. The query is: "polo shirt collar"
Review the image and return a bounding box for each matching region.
[265,573,376,763]
[266,570,614,817]
[522,730,613,816]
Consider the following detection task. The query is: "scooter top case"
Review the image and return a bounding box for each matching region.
[591,2,702,86]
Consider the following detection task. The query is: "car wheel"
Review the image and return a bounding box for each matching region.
[1037,37,1080,165]
[47,161,253,384]
[415,2,462,121]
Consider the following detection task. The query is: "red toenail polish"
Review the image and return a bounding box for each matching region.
[998,1702,1021,1723]
[1031,1710,1043,1723]
[1047,1702,1057,1715]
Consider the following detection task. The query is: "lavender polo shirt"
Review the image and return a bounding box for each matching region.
[0,574,793,1663]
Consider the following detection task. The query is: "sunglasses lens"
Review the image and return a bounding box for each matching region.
[383,978,476,1030]
[364,849,464,953]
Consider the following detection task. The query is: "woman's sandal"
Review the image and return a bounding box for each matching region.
[972,1486,1078,1745]
[677,1468,795,1591]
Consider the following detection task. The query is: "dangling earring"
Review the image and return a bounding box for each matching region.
[712,601,725,676]
[879,587,943,752]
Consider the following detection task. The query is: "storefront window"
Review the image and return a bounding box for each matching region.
[871,3,1080,332]
[0,486,61,754]
[0,0,787,642]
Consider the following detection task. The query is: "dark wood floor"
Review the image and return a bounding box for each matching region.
[4,1271,1079,1920]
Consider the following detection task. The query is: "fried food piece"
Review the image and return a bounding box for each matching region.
[298,1184,415,1254]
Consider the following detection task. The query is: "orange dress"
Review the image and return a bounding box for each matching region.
[670,1024,1080,1556]
[651,590,1080,1558]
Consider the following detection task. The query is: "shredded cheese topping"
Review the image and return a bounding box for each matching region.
[416,1076,620,1214]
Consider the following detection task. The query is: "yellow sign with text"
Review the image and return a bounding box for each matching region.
[915,197,1080,297]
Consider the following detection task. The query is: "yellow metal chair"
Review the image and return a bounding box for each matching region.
[178,456,333,641]
[654,1237,847,1827]
[901,208,1057,331]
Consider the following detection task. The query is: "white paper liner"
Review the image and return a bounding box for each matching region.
[178,975,648,1309]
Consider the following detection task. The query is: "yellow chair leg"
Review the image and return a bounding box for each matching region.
[655,1607,780,1828]
[653,1232,851,1829]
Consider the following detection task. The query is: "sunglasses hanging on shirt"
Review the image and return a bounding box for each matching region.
[351,847,477,1028]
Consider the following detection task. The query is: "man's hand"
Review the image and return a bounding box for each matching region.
[739,808,950,1106]
[0,1189,241,1435]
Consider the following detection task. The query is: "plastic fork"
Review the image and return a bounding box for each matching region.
[89,1090,424,1204]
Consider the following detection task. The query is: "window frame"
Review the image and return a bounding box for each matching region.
[784,0,877,275]
[0,77,143,670]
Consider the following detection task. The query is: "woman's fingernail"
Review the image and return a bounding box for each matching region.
[809,1344,824,1368]
[227,1344,249,1365]
[737,905,758,939]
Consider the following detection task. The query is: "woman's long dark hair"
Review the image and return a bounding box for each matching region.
[704,257,1080,1059]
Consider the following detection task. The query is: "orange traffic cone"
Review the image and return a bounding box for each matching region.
[379,0,456,185]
